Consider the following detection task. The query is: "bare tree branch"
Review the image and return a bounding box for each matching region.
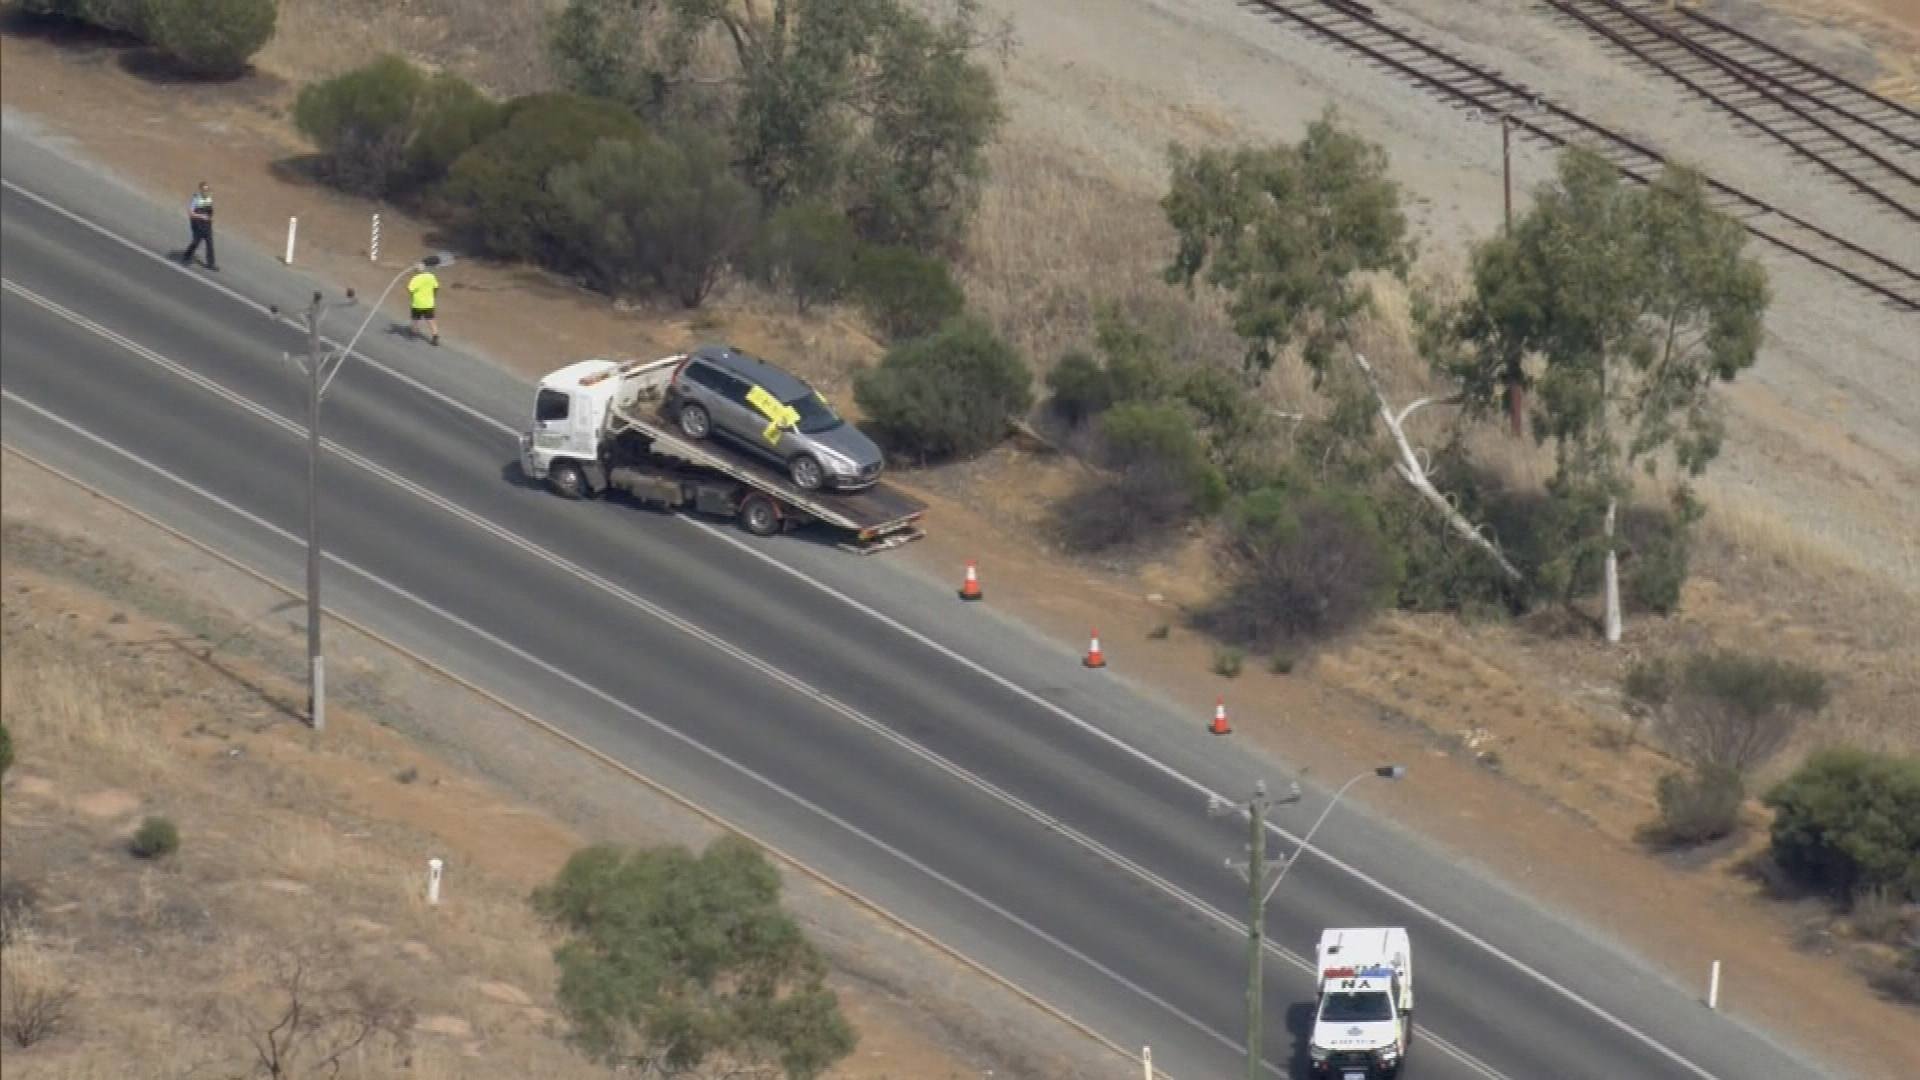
[1351,352,1523,582]
[236,953,414,1079]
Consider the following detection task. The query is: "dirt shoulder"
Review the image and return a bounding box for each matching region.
[3,11,1917,1078]
[0,450,1120,1079]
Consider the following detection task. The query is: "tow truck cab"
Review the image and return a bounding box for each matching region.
[1308,927,1414,1080]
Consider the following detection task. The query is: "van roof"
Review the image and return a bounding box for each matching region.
[688,344,813,401]
[1317,927,1411,978]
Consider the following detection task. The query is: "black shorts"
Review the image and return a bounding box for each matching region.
[411,306,435,319]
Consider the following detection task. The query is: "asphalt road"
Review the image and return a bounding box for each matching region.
[0,122,1836,1080]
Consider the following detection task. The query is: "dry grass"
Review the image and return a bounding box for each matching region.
[0,578,591,1079]
[261,0,556,95]
[0,544,979,1080]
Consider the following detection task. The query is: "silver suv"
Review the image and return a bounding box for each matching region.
[666,346,885,492]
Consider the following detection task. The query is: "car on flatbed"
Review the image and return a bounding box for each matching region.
[665,345,885,492]
[517,352,927,553]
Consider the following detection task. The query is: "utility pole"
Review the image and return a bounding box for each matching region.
[269,254,448,732]
[1243,787,1271,1080]
[1211,780,1300,1080]
[1500,113,1524,439]
[273,289,357,732]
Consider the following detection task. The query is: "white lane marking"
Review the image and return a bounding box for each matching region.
[3,278,1507,1080]
[1,176,1732,1080]
[0,387,1257,1075]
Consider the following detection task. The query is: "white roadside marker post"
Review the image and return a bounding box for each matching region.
[284,217,297,265]
[427,857,443,906]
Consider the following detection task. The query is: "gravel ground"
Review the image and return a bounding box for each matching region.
[974,0,1920,591]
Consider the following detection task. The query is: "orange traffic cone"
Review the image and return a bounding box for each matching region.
[958,560,983,602]
[1209,697,1232,736]
[1083,628,1106,669]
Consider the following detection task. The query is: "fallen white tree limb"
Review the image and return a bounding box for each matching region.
[1351,352,1524,583]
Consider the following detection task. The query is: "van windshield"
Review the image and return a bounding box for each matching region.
[787,392,843,435]
[1320,991,1395,1024]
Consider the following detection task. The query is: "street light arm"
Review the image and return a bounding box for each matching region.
[322,266,410,399]
[1261,770,1374,906]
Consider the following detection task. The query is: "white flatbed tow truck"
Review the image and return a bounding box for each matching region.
[519,355,927,553]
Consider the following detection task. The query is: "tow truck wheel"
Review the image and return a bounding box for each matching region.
[740,494,782,537]
[678,403,712,440]
[549,462,589,500]
[789,454,824,491]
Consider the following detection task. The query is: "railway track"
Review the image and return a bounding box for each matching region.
[1540,0,1920,222]
[1236,0,1920,311]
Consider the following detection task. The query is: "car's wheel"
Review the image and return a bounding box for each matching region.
[678,402,712,440]
[549,461,588,500]
[789,454,825,491]
[740,494,782,537]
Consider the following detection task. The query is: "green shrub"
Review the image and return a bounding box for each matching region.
[0,720,12,780]
[1624,489,1703,615]
[1042,314,1177,431]
[1650,764,1744,846]
[552,130,761,308]
[130,816,180,859]
[1378,488,1527,618]
[746,201,860,312]
[294,56,504,197]
[848,245,965,341]
[142,0,276,78]
[1622,656,1672,708]
[440,93,650,266]
[532,836,857,1076]
[1765,747,1920,901]
[1269,650,1297,675]
[1641,650,1827,773]
[1196,486,1403,650]
[1051,403,1227,553]
[853,317,1031,463]
[1211,647,1244,678]
[1043,351,1110,430]
[1864,947,1920,1006]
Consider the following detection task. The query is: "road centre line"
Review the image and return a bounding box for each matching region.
[1,277,1508,1080]
[2,174,1722,1080]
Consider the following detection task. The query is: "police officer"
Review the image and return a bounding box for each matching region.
[180,182,218,271]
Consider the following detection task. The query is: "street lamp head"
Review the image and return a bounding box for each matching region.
[1374,765,1407,780]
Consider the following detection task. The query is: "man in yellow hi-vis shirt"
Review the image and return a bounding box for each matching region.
[408,266,440,346]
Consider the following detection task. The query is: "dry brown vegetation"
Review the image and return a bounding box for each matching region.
[0,526,987,1080]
